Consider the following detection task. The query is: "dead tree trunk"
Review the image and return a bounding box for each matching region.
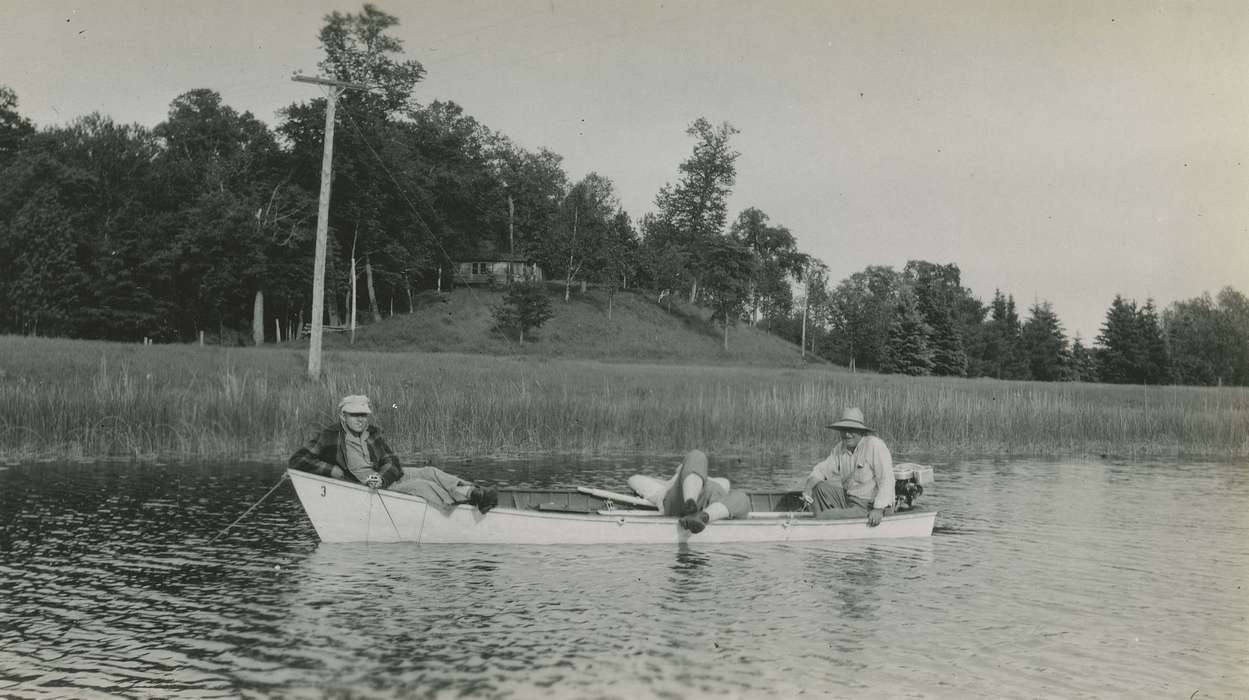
[564,208,578,302]
[252,290,264,346]
[800,298,808,360]
[366,254,381,322]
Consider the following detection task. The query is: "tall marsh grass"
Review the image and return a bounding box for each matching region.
[1,335,1246,462]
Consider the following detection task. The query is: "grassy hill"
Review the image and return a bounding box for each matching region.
[318,284,822,366]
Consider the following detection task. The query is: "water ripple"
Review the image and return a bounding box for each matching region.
[2,458,1247,697]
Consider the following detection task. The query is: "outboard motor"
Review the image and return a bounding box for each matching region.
[892,463,934,511]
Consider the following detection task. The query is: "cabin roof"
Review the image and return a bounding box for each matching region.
[457,253,538,263]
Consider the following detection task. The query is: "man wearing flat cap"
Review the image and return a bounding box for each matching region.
[801,407,895,526]
[289,394,497,514]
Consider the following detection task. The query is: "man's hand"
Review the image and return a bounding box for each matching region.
[800,492,814,507]
[364,473,383,489]
[329,465,344,479]
[867,508,883,527]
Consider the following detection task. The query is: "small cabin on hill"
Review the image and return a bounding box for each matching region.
[452,254,544,286]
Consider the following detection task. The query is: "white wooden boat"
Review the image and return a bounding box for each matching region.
[288,469,937,545]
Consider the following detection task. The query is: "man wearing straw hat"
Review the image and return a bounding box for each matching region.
[800,407,895,526]
[290,394,498,514]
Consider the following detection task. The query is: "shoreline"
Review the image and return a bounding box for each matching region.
[3,336,1248,463]
[3,441,1244,468]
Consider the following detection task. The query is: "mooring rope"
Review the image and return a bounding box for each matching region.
[209,472,290,544]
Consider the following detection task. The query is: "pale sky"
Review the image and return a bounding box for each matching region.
[3,0,1246,339]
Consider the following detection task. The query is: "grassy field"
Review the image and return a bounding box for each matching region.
[2,334,1247,463]
[328,286,816,365]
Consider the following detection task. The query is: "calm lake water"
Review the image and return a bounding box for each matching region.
[1,454,1246,699]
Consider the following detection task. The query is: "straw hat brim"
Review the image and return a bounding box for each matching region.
[825,419,874,432]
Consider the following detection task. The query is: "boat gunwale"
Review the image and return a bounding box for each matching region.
[286,469,937,526]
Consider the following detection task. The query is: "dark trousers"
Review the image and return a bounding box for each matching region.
[662,450,751,519]
[810,480,878,520]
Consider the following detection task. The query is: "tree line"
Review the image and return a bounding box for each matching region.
[1,5,1244,386]
[767,263,1248,387]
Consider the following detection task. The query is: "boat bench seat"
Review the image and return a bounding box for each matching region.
[746,491,807,513]
[493,489,809,515]
[497,489,649,514]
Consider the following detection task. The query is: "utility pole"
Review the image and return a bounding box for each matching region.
[293,75,367,380]
[350,225,358,345]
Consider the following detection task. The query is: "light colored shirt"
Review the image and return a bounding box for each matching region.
[805,435,895,510]
[342,430,373,482]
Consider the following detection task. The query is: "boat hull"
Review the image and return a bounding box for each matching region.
[288,470,936,545]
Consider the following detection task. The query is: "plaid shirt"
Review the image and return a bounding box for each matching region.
[288,424,403,487]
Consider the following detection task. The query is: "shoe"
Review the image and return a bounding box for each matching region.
[679,511,710,534]
[682,498,700,516]
[468,486,498,514]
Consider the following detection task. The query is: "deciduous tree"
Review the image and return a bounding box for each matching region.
[492,281,553,345]
[700,236,757,350]
[596,210,639,320]
[0,86,34,169]
[156,89,307,342]
[548,173,618,301]
[650,118,739,302]
[728,207,809,328]
[0,115,165,339]
[827,266,900,370]
[1163,287,1249,386]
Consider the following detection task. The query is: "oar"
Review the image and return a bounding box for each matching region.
[576,486,657,509]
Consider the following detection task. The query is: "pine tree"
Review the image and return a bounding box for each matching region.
[1068,334,1098,382]
[1136,300,1171,384]
[881,291,934,375]
[1020,301,1068,381]
[1096,295,1139,383]
[927,311,967,376]
[983,290,1026,379]
[904,261,968,376]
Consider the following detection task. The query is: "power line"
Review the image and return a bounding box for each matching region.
[336,101,491,302]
